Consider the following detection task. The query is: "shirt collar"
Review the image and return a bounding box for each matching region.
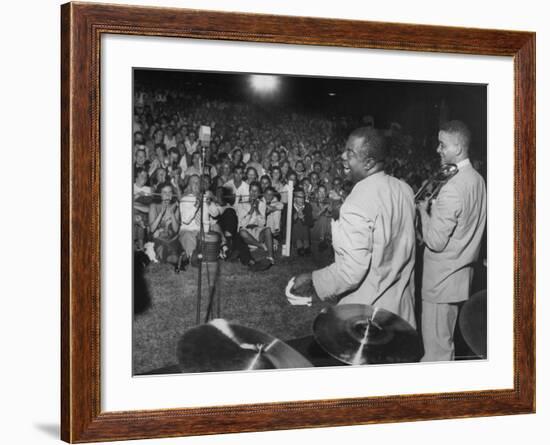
[362,170,385,182]
[456,158,471,170]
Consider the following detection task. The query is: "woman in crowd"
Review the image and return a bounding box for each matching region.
[294,160,307,182]
[259,174,272,193]
[151,167,171,194]
[311,184,332,252]
[291,188,313,256]
[148,184,181,264]
[231,148,245,170]
[269,149,281,169]
[280,160,291,180]
[184,130,199,156]
[184,151,202,180]
[177,175,201,266]
[300,177,314,203]
[270,166,286,199]
[264,186,284,241]
[246,150,264,177]
[133,167,152,251]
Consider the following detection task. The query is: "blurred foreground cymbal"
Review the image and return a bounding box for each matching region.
[458,290,487,358]
[177,319,313,372]
[313,304,422,365]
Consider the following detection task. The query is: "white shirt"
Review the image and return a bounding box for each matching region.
[179,195,220,232]
[179,195,200,232]
[185,139,199,155]
[224,179,250,204]
[164,135,177,150]
[133,184,151,196]
[237,199,266,230]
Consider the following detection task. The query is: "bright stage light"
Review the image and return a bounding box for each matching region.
[249,75,280,94]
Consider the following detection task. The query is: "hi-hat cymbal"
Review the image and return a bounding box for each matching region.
[177,319,313,373]
[313,304,421,365]
[458,290,487,358]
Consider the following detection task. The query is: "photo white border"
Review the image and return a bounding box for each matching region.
[101,34,514,411]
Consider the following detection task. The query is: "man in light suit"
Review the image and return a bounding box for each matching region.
[417,120,487,361]
[288,127,417,329]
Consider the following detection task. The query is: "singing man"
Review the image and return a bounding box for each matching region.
[288,127,417,328]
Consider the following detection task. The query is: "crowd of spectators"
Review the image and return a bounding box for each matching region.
[132,87,484,271]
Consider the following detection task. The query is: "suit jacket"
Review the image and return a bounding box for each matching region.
[421,160,487,303]
[312,171,417,328]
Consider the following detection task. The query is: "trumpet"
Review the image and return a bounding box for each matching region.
[414,163,458,204]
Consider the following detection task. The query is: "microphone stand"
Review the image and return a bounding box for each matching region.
[195,142,208,325]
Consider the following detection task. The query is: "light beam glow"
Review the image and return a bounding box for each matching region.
[249,74,280,94]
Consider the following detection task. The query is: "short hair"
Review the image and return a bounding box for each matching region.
[440,120,471,150]
[348,127,387,163]
[218,186,235,206]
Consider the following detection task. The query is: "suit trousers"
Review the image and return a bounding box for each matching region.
[421,300,460,362]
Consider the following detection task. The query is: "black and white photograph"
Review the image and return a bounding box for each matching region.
[132,68,487,375]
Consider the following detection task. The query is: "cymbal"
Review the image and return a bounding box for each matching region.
[177,319,313,373]
[458,290,487,358]
[313,304,422,365]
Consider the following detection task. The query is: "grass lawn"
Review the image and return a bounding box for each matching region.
[133,246,334,375]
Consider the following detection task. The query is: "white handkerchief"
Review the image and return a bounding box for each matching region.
[285,277,312,306]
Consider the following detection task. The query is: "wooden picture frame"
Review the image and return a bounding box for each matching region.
[61,1,535,442]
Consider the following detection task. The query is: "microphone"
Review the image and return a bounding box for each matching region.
[199,125,211,150]
[198,125,211,177]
